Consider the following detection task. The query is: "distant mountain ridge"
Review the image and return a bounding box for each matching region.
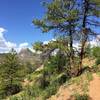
[0,48,42,65]
[18,48,41,64]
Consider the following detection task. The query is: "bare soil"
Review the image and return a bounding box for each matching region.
[89,73,100,100]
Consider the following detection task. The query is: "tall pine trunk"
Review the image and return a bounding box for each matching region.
[68,22,76,76]
[79,0,89,72]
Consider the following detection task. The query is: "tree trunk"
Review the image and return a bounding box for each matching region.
[79,0,89,72]
[69,23,75,76]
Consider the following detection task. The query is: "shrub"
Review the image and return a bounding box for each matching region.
[53,73,69,85]
[5,84,22,96]
[44,52,67,74]
[92,47,100,58]
[34,73,49,89]
[75,94,91,100]
[9,96,20,100]
[86,72,93,82]
[95,57,100,65]
[22,85,42,99]
[41,82,59,99]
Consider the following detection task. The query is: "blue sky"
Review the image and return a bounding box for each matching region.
[0,0,53,52]
[0,0,99,53]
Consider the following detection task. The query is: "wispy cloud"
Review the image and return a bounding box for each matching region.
[19,42,29,48]
[0,27,29,53]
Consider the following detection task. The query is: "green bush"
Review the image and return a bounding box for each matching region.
[86,72,93,82]
[95,57,100,65]
[75,94,90,100]
[44,52,67,73]
[9,96,20,100]
[0,88,6,99]
[92,47,100,58]
[25,85,41,98]
[21,82,59,100]
[41,82,59,100]
[52,73,69,85]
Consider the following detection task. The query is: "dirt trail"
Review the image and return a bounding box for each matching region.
[49,73,100,100]
[48,86,71,100]
[89,73,100,100]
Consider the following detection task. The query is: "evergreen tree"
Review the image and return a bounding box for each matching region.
[0,49,21,98]
[33,0,100,75]
[33,0,79,75]
[79,0,100,71]
[33,41,43,52]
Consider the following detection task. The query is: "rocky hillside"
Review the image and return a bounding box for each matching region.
[18,48,41,64]
[7,58,100,100]
[0,48,42,66]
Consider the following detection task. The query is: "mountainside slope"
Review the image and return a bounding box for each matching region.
[5,58,100,100]
[18,48,41,64]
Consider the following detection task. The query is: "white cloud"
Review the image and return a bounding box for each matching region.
[90,39,100,47]
[19,42,29,48]
[0,27,29,53]
[0,27,6,34]
[43,41,49,45]
[43,38,56,45]
[16,42,29,53]
[29,48,35,53]
[5,41,17,48]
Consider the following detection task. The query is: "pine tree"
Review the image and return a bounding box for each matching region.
[0,49,21,98]
[79,0,100,71]
[33,0,100,75]
[33,0,79,75]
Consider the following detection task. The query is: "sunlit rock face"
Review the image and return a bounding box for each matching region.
[18,48,41,64]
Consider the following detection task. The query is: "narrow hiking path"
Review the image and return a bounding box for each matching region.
[48,86,71,100]
[89,73,100,100]
[49,73,100,100]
